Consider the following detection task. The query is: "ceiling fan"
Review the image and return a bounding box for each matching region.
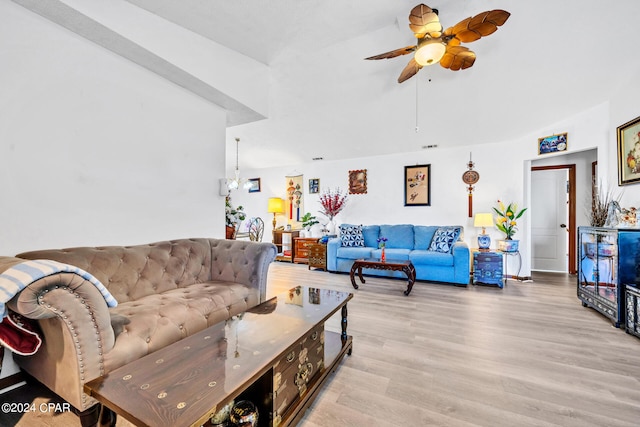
[365,4,510,83]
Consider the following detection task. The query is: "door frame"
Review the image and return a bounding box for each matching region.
[531,164,576,274]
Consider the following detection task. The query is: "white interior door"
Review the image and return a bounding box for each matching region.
[532,169,569,272]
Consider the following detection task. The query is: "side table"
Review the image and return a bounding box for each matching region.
[473,250,504,288]
[308,242,327,271]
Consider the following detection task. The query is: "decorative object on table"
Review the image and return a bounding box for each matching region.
[225,196,246,240]
[285,174,304,222]
[364,4,510,83]
[473,212,494,249]
[377,236,388,262]
[493,200,526,252]
[404,164,431,206]
[318,187,347,234]
[227,137,252,191]
[309,178,320,194]
[617,114,640,185]
[267,197,285,229]
[462,153,479,217]
[618,206,638,227]
[538,132,568,155]
[246,178,261,193]
[300,212,319,237]
[210,399,234,426]
[590,181,621,227]
[348,169,367,194]
[229,400,258,427]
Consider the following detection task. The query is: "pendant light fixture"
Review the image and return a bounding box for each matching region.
[227,137,252,190]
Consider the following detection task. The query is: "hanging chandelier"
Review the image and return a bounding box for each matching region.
[227,137,252,190]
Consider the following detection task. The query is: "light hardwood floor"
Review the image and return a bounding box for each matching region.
[2,263,639,426]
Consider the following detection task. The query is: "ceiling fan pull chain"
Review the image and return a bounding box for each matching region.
[415,76,419,133]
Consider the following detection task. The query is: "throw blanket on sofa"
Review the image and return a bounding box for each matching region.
[0,260,118,355]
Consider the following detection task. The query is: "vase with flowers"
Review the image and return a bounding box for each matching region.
[318,187,347,235]
[493,200,527,252]
[377,236,388,262]
[225,196,246,239]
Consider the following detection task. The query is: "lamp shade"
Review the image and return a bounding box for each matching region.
[414,39,446,66]
[474,213,494,229]
[267,197,285,214]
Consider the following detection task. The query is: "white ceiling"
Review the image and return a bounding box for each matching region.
[17,0,640,169]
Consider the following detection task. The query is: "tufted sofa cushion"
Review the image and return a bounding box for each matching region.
[104,280,256,371]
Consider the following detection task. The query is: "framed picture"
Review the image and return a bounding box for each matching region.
[348,169,367,194]
[309,178,320,194]
[247,178,261,193]
[617,115,640,186]
[538,133,568,155]
[404,164,430,206]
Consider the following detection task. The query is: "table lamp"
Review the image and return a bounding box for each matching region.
[267,197,285,229]
[474,212,494,249]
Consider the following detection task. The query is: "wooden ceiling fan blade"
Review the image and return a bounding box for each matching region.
[365,45,416,60]
[398,58,423,83]
[408,4,442,38]
[445,9,510,44]
[440,46,476,71]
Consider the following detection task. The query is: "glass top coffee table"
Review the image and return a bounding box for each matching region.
[84,286,353,427]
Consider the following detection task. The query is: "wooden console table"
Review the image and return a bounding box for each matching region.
[349,259,416,296]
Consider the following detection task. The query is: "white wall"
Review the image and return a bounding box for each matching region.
[0,1,227,254]
[229,102,615,278]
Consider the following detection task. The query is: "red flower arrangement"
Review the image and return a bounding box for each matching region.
[318,187,347,220]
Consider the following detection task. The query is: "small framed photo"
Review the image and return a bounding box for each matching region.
[309,178,320,194]
[538,133,568,155]
[617,115,640,185]
[404,164,430,206]
[348,169,367,194]
[247,178,261,193]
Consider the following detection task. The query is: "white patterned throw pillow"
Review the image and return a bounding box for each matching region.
[428,227,461,253]
[339,224,365,247]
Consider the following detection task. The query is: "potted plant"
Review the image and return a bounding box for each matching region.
[225,196,246,239]
[318,187,347,234]
[493,200,527,252]
[300,212,319,237]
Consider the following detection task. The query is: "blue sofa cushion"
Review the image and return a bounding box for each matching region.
[428,226,461,253]
[414,225,439,250]
[372,248,411,261]
[339,224,364,247]
[362,225,380,248]
[410,250,454,266]
[379,224,414,249]
[337,246,374,260]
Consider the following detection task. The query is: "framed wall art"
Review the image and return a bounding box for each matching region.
[348,169,367,194]
[617,115,640,186]
[538,133,568,155]
[405,164,431,206]
[247,178,261,193]
[309,178,320,194]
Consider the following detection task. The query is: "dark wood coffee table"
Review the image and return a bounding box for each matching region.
[350,258,416,296]
[84,286,353,427]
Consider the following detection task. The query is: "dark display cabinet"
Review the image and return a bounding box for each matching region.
[577,227,640,327]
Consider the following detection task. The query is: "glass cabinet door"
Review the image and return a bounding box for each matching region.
[578,227,619,322]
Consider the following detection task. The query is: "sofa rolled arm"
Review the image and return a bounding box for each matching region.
[6,271,116,411]
[452,241,471,284]
[326,237,341,271]
[209,239,277,303]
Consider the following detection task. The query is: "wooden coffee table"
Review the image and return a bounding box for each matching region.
[350,258,416,296]
[84,286,353,427]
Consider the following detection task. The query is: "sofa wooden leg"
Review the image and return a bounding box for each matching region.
[75,404,116,427]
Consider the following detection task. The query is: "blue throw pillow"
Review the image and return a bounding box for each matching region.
[428,227,461,253]
[339,224,365,247]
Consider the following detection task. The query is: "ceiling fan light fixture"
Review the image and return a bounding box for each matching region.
[414,38,446,66]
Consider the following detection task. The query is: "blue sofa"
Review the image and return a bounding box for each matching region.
[327,224,470,285]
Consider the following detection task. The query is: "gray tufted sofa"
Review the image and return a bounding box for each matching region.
[3,238,276,425]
